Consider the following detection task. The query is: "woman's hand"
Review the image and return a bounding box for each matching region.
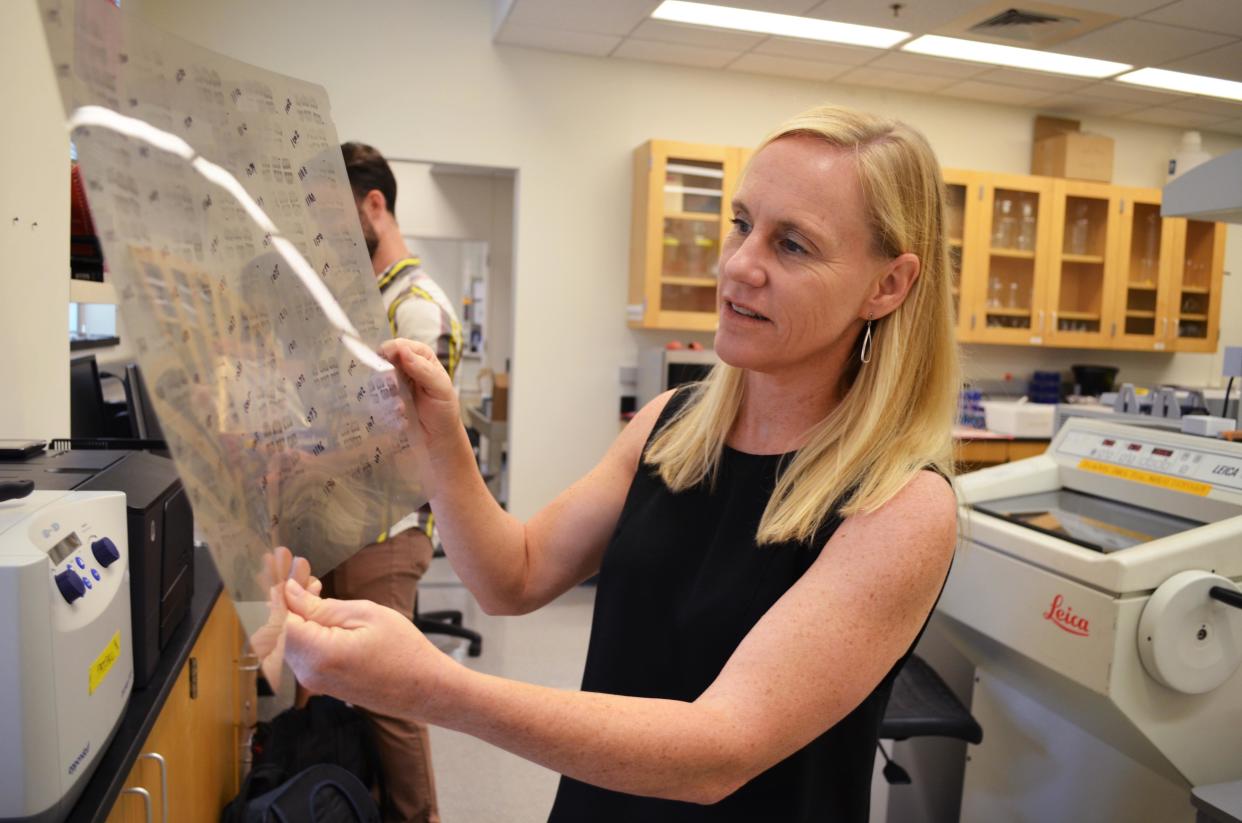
[379,339,462,444]
[249,546,322,689]
[282,576,462,721]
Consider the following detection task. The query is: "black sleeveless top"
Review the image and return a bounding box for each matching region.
[547,388,932,822]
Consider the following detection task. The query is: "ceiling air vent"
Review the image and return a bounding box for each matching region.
[939,2,1116,48]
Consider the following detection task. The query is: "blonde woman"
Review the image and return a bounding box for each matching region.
[280,104,960,822]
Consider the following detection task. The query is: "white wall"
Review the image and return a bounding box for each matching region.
[1,1,70,440]
[34,0,1242,517]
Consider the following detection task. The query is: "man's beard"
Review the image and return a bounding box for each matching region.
[359,212,379,259]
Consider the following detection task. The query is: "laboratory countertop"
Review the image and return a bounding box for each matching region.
[65,545,223,823]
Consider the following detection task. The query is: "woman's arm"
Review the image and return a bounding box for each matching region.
[283,469,957,803]
[381,338,672,615]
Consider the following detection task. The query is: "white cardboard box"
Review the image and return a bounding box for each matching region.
[982,401,1056,438]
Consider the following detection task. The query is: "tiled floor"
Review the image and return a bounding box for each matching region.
[419,556,595,823]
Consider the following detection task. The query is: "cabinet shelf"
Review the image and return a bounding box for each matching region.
[1057,311,1100,320]
[665,211,721,223]
[948,238,963,247]
[1180,286,1209,294]
[1125,310,1157,318]
[1061,253,1105,265]
[1126,281,1158,290]
[1179,313,1208,321]
[990,248,1037,259]
[661,276,717,287]
[985,307,1032,317]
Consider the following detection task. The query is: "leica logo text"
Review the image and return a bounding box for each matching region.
[1043,594,1089,637]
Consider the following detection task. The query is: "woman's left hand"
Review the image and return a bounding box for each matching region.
[282,576,461,720]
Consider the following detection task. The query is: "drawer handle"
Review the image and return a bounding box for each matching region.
[122,787,153,823]
[141,752,168,823]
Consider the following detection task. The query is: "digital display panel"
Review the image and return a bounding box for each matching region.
[48,532,82,565]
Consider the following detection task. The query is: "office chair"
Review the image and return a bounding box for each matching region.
[413,545,483,658]
[876,653,982,785]
[69,354,131,439]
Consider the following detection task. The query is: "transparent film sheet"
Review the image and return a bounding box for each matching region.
[39,0,426,681]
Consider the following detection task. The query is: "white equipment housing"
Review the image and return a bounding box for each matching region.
[942,418,1242,823]
[0,490,133,823]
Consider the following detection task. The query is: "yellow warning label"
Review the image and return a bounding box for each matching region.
[89,631,121,695]
[1077,459,1211,497]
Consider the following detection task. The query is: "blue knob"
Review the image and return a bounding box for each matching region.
[55,569,86,604]
[91,537,120,568]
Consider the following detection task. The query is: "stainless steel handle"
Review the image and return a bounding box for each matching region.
[1038,310,1045,333]
[1162,317,1169,338]
[123,787,153,823]
[141,752,168,823]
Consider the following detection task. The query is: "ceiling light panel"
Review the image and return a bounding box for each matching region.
[902,34,1131,78]
[650,0,910,49]
[1117,68,1242,103]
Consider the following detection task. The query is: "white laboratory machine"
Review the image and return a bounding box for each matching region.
[0,489,133,823]
[941,417,1242,823]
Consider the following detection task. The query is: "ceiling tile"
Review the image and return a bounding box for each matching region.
[973,68,1096,93]
[1043,0,1168,12]
[629,19,766,50]
[1077,81,1191,106]
[1121,106,1233,128]
[1057,19,1234,65]
[728,52,854,82]
[751,37,881,65]
[1209,118,1242,136]
[939,80,1060,106]
[1166,96,1242,118]
[699,0,823,13]
[1032,94,1148,118]
[802,0,981,34]
[505,0,659,36]
[612,38,740,69]
[1161,41,1242,83]
[1140,0,1242,38]
[836,67,960,94]
[495,23,622,57]
[865,51,990,79]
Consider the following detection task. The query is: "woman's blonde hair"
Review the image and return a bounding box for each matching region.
[644,104,960,545]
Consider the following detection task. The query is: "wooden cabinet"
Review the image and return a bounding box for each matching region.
[946,168,1225,352]
[628,140,747,331]
[626,143,1226,350]
[105,596,245,823]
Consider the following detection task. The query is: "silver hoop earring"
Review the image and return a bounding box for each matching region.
[860,315,874,365]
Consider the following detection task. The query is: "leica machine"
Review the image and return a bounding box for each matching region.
[940,417,1242,822]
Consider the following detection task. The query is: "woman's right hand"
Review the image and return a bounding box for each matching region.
[379,339,463,444]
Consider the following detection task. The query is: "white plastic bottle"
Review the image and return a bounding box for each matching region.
[1168,131,1212,182]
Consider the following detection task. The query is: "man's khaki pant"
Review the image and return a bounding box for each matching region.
[323,528,440,823]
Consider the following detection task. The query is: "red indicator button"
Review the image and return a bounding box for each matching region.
[1102,439,1116,447]
[1152,448,1173,457]
[1128,443,1142,451]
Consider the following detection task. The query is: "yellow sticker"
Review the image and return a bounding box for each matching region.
[89,631,121,695]
[1077,458,1211,497]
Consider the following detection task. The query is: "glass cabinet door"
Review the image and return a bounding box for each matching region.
[1171,218,1225,352]
[942,170,979,340]
[1046,181,1115,348]
[1113,189,1176,350]
[970,176,1052,345]
[659,157,724,315]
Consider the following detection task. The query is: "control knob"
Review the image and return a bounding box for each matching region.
[91,537,120,568]
[54,569,87,604]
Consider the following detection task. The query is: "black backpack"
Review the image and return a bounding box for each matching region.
[222,696,388,823]
[232,763,380,823]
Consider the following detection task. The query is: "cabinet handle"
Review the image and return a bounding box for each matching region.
[141,752,168,823]
[1162,317,1168,339]
[1038,310,1045,333]
[122,787,153,823]
[1111,322,1117,337]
